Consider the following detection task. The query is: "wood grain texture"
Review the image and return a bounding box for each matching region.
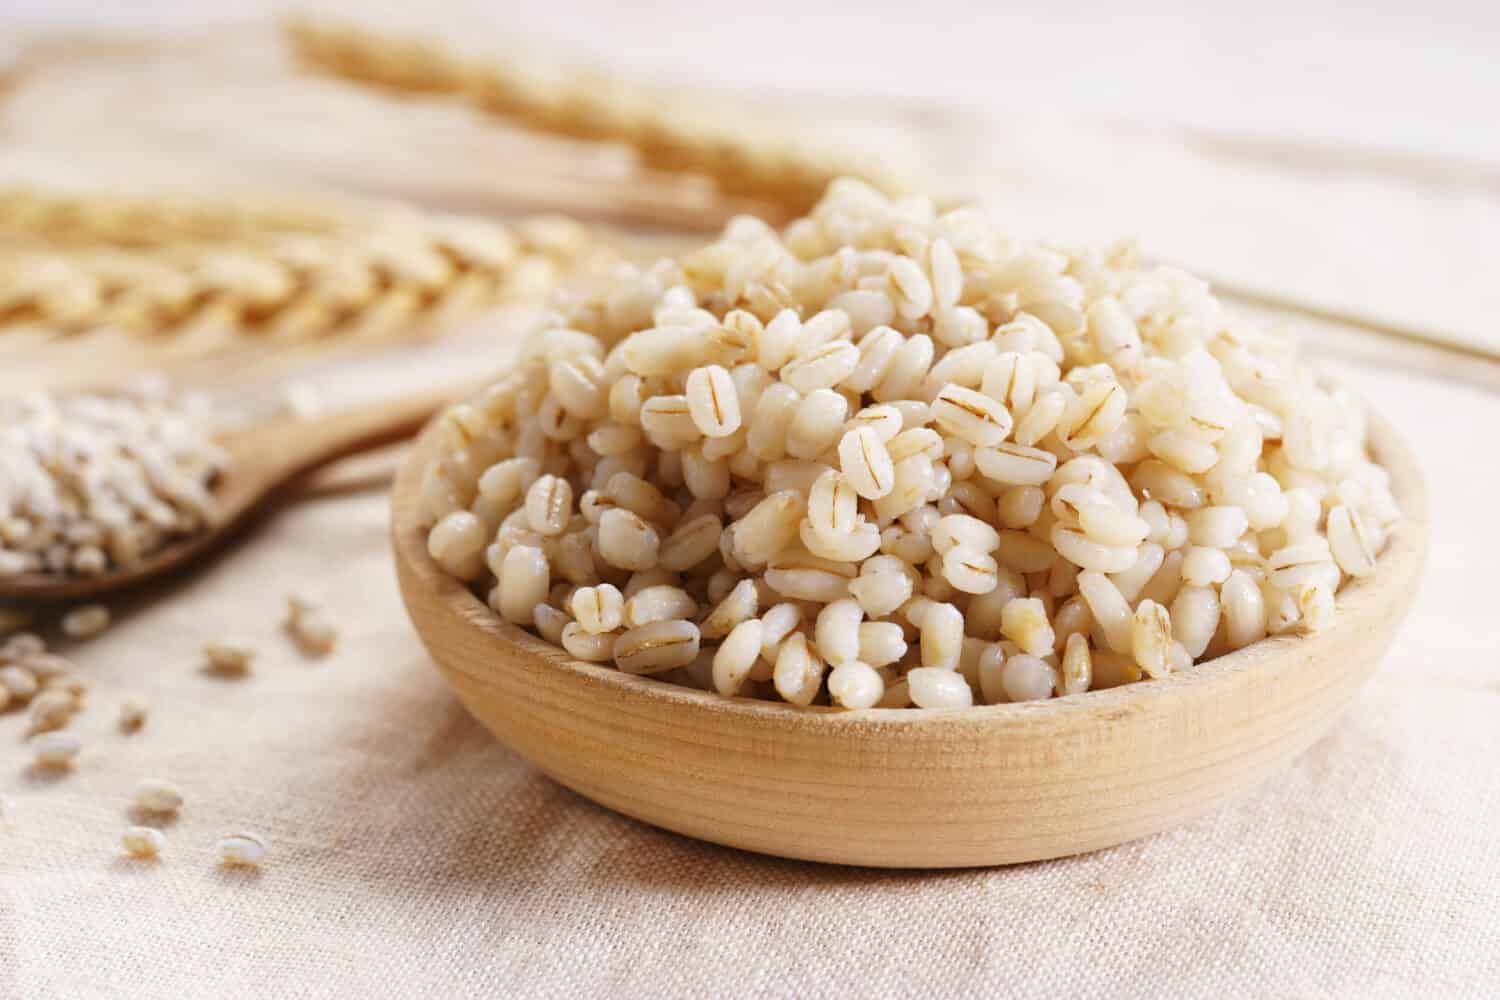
[393,410,1427,869]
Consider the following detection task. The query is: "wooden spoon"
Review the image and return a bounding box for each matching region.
[4,379,482,602]
[392,411,1428,868]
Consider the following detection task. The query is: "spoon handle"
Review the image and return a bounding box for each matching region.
[224,378,485,486]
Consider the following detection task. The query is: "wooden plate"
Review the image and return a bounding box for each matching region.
[392,414,1427,868]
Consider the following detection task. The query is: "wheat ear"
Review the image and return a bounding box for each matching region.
[280,15,900,217]
[0,189,612,340]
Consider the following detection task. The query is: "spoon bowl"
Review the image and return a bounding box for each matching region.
[393,412,1427,868]
[4,381,479,603]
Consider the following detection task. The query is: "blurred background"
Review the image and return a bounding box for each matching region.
[12,0,1498,162]
[5,0,1499,394]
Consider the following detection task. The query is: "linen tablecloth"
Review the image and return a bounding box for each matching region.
[4,12,1500,998]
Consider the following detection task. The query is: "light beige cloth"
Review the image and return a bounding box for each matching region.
[2,344,1498,999]
[4,13,1500,997]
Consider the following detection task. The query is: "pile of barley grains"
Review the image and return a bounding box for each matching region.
[421,179,1401,710]
[0,383,225,578]
[2,633,84,712]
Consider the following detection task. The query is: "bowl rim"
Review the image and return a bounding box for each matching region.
[393,405,1428,733]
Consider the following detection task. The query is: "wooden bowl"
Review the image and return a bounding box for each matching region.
[392,416,1427,868]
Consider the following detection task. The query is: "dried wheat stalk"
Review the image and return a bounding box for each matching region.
[0,189,613,340]
[281,15,901,217]
[0,187,345,249]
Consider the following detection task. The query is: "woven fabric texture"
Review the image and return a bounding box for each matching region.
[2,352,1498,999]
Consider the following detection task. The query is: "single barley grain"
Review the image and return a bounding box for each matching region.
[614,620,701,674]
[907,666,974,709]
[1131,599,1173,679]
[712,619,764,697]
[1077,572,1133,655]
[532,604,568,644]
[773,633,825,706]
[827,661,885,709]
[1171,585,1221,659]
[1327,505,1377,578]
[1060,633,1092,695]
[685,365,743,438]
[1000,598,1056,658]
[27,690,75,735]
[121,826,166,859]
[1187,506,1249,549]
[284,595,338,657]
[854,622,905,668]
[700,579,758,639]
[1002,654,1055,702]
[1,665,39,701]
[61,604,111,640]
[839,426,896,499]
[919,602,964,670]
[202,641,255,676]
[428,511,488,580]
[561,622,616,661]
[596,509,661,571]
[931,385,1013,449]
[217,832,267,868]
[1181,547,1232,587]
[134,778,184,814]
[622,585,697,630]
[32,731,82,768]
[571,584,624,634]
[1222,570,1268,649]
[814,599,864,665]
